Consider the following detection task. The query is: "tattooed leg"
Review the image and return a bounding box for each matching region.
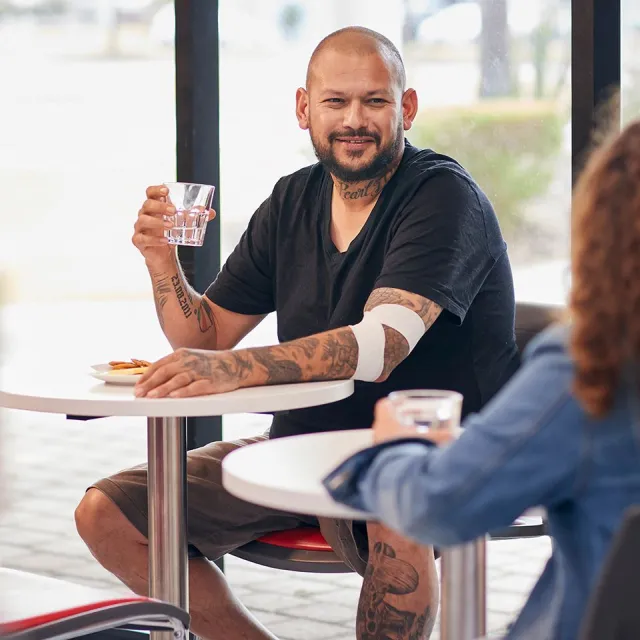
[358,523,439,640]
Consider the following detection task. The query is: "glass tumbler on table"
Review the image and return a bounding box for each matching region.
[163,182,215,246]
[388,389,464,440]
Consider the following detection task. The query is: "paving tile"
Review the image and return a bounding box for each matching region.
[245,576,336,598]
[239,591,310,613]
[267,616,349,640]
[487,611,515,634]
[308,587,361,609]
[488,572,539,595]
[488,589,529,615]
[0,511,74,534]
[249,610,294,628]
[3,554,93,576]
[280,601,354,624]
[0,526,51,547]
[0,543,35,561]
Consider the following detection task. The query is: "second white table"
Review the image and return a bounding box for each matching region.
[223,428,487,640]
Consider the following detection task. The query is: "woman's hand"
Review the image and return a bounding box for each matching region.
[372,399,456,446]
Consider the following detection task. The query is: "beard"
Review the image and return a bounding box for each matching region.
[309,121,404,183]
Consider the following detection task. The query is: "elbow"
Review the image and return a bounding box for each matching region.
[374,362,398,383]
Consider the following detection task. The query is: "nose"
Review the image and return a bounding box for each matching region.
[342,100,367,131]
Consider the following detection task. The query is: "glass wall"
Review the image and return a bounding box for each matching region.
[0,0,176,366]
[219,0,572,312]
[622,0,640,124]
[0,0,180,590]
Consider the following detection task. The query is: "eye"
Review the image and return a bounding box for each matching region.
[368,98,387,105]
[324,98,344,104]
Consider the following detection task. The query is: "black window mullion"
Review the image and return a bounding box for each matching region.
[571,0,621,183]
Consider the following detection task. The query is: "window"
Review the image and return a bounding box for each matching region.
[0,1,176,364]
[219,0,572,315]
[622,0,640,125]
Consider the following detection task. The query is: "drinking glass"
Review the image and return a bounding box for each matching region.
[163,182,215,246]
[388,389,463,439]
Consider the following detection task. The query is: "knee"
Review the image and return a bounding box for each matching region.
[75,488,122,549]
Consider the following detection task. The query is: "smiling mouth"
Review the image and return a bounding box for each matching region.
[335,138,375,146]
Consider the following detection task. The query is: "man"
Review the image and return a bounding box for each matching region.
[75,26,519,640]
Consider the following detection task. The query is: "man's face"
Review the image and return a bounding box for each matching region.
[301,50,406,183]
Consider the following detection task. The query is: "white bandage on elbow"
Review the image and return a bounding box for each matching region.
[349,304,427,382]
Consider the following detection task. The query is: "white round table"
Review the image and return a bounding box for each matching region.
[223,429,488,640]
[0,367,354,639]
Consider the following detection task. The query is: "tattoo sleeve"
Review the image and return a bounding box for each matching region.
[364,287,443,329]
[225,288,442,388]
[233,327,358,386]
[148,260,217,348]
[358,541,435,640]
[364,287,443,381]
[151,272,172,331]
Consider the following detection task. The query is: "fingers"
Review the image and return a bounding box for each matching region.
[134,354,177,395]
[169,379,213,398]
[374,398,393,421]
[144,371,196,398]
[142,198,175,217]
[132,213,170,251]
[132,193,177,251]
[146,185,169,200]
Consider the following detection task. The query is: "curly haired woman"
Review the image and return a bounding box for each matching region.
[324,119,640,640]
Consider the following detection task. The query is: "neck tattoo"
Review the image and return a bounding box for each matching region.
[335,168,396,202]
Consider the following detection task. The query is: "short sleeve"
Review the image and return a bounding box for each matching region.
[205,195,275,315]
[375,171,505,324]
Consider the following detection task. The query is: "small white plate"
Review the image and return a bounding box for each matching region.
[90,363,146,386]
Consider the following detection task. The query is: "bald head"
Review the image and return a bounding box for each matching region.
[306,27,406,94]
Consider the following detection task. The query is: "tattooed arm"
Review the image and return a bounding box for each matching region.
[364,287,442,382]
[235,286,442,387]
[148,254,266,351]
[135,287,442,398]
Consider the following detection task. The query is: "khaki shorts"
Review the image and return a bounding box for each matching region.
[91,434,370,576]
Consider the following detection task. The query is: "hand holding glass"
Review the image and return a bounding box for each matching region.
[163,182,215,247]
[388,390,463,443]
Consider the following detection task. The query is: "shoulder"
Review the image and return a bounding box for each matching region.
[393,144,504,246]
[513,322,577,399]
[257,163,325,226]
[271,163,325,200]
[401,143,479,192]
[465,322,578,436]
[396,144,494,220]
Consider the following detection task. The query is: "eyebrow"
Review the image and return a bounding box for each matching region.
[319,89,394,98]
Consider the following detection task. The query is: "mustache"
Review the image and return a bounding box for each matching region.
[328,129,380,144]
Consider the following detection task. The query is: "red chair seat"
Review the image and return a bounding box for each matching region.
[0,568,190,639]
[2,597,148,634]
[257,527,333,552]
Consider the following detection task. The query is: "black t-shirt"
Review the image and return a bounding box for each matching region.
[206,141,520,438]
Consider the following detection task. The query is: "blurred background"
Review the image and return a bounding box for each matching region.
[0,0,585,313]
[0,4,633,637]
[0,0,637,318]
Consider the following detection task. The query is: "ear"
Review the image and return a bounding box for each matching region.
[401,88,418,131]
[296,87,310,130]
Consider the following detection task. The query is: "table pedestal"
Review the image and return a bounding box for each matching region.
[440,537,487,640]
[148,417,188,640]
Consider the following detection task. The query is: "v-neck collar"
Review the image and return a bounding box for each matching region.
[321,173,386,259]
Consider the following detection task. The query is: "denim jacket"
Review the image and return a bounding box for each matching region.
[324,324,640,640]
